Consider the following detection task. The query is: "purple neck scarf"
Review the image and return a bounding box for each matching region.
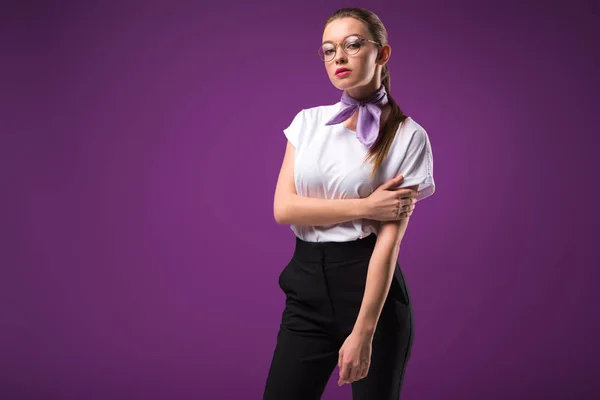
[325,85,388,148]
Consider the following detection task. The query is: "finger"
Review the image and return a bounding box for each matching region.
[399,190,419,201]
[394,188,416,198]
[400,198,412,207]
[346,365,356,383]
[342,366,352,384]
[354,367,365,382]
[351,361,367,382]
[338,368,348,386]
[359,365,370,380]
[397,211,408,219]
[339,363,350,385]
[350,363,362,382]
[380,174,404,190]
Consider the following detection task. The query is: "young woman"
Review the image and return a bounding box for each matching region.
[264,7,435,400]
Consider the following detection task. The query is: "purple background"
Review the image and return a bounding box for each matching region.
[1,0,599,398]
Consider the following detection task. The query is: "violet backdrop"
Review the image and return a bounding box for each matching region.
[1,0,599,399]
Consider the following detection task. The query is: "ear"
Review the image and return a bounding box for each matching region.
[377,44,391,65]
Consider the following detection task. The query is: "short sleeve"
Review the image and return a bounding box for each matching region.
[283,109,305,148]
[395,127,435,201]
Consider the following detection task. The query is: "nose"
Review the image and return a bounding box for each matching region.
[333,44,347,63]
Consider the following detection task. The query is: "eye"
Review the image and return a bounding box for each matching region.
[343,37,362,48]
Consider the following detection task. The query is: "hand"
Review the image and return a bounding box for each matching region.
[338,331,373,386]
[362,175,419,221]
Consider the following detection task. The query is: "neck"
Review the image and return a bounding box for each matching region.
[345,77,383,100]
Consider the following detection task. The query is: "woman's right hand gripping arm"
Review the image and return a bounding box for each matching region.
[273,141,418,226]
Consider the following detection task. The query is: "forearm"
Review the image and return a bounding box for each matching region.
[353,217,410,336]
[275,194,366,226]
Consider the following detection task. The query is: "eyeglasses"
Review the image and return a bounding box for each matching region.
[318,35,382,62]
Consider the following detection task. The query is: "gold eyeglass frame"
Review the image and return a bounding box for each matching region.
[318,34,382,62]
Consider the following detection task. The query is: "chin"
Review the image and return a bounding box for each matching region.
[330,77,356,91]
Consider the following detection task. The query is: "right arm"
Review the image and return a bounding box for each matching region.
[273,141,368,226]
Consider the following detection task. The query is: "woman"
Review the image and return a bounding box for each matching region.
[264,7,435,400]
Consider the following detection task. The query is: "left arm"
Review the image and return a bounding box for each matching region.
[353,205,412,336]
[338,125,434,384]
[337,184,418,385]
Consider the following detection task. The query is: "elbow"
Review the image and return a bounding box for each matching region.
[274,211,286,225]
[273,203,289,225]
[274,192,295,225]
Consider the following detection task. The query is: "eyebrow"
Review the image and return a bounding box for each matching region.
[322,33,363,45]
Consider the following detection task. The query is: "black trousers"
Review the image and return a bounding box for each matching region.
[263,233,414,400]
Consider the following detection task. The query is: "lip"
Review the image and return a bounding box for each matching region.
[335,68,351,74]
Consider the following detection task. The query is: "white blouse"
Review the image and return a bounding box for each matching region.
[283,101,435,242]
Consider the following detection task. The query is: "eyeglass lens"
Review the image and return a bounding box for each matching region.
[319,36,363,61]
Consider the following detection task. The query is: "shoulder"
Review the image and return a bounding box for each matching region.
[400,116,428,138]
[292,102,339,123]
[385,116,434,162]
[396,116,431,147]
[283,102,339,147]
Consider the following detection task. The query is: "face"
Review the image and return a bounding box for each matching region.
[321,17,390,95]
